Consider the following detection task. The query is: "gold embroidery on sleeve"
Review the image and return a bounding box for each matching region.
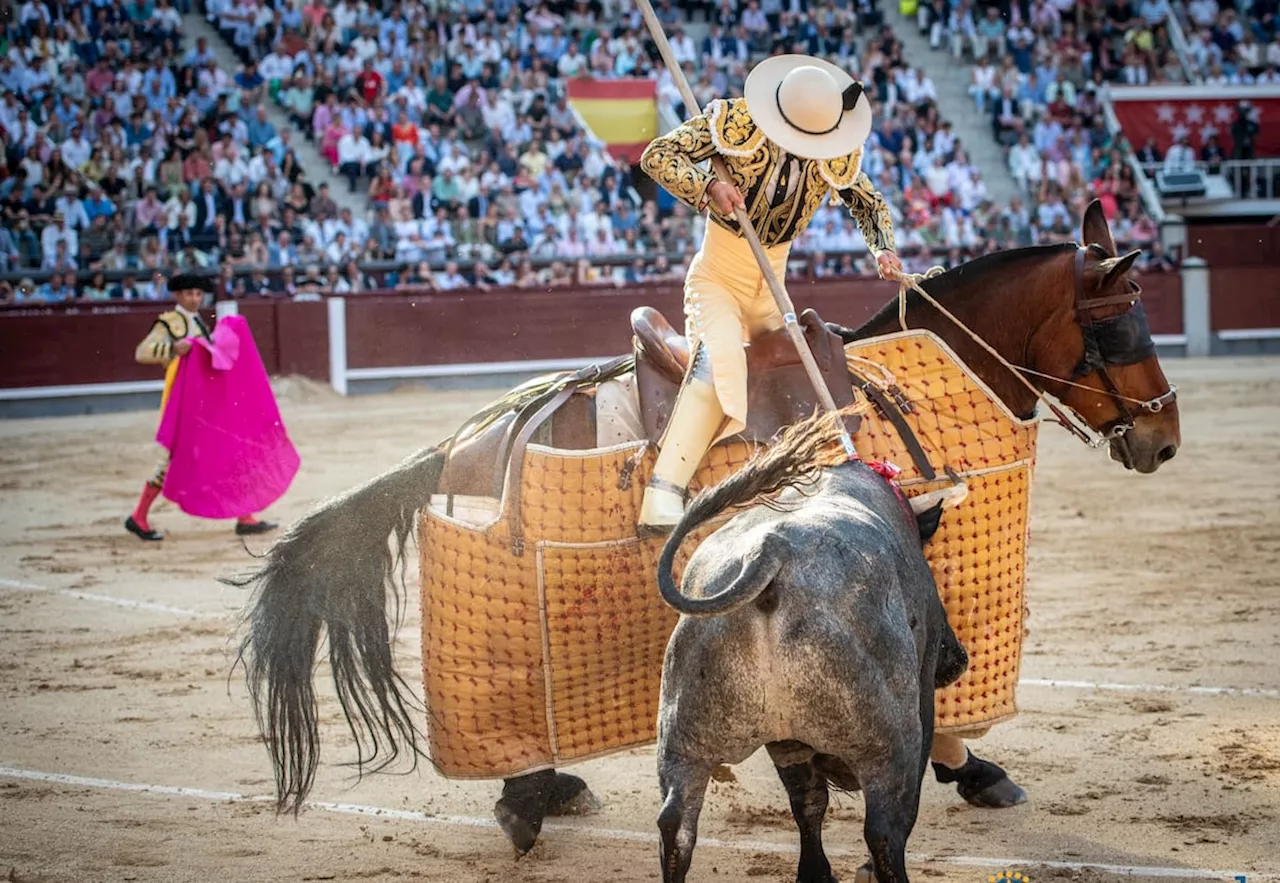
[639,110,719,212]
[839,171,897,255]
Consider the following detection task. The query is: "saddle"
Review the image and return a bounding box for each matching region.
[631,306,859,444]
[436,306,858,504]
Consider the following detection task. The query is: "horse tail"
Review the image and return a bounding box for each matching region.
[656,411,849,616]
[229,446,445,815]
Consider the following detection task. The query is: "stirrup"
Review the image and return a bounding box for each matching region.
[638,479,688,539]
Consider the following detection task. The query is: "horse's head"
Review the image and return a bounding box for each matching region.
[1041,201,1181,473]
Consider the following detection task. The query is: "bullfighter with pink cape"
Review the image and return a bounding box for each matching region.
[125,275,297,541]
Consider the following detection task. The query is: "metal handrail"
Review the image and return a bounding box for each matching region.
[1100,92,1168,223]
[0,237,1162,300]
[1139,157,1280,199]
[1165,3,1203,85]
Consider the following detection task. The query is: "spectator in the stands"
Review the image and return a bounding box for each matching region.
[992,85,1023,145]
[40,271,79,303]
[1164,135,1197,173]
[1136,137,1163,166]
[1200,134,1226,173]
[1141,241,1179,272]
[82,272,112,300]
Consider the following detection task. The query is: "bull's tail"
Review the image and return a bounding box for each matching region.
[229,446,445,814]
[656,411,849,617]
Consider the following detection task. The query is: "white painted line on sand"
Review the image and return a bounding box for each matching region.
[1022,678,1280,699]
[0,577,44,590]
[0,766,1271,881]
[0,577,225,619]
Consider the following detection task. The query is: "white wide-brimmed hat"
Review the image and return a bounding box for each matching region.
[743,55,873,161]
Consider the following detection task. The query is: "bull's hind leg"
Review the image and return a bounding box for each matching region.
[855,762,922,883]
[656,757,715,883]
[767,742,838,883]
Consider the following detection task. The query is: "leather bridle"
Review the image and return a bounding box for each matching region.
[1064,245,1178,443]
[889,243,1178,450]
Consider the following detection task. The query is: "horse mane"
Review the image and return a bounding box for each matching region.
[680,409,855,531]
[855,242,1079,336]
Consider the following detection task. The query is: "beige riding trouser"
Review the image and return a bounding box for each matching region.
[684,221,792,441]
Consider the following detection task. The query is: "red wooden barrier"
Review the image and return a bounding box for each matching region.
[341,278,898,371]
[0,268,1241,397]
[1209,267,1280,330]
[0,304,184,388]
[1134,271,1183,336]
[1185,223,1280,267]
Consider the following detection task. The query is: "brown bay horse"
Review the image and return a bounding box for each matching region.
[233,201,1180,852]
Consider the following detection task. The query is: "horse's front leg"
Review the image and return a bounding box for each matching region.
[929,733,1027,808]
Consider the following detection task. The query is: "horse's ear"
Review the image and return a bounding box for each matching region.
[1098,249,1142,289]
[1081,199,1117,256]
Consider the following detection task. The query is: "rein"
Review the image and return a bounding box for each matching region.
[893,246,1177,448]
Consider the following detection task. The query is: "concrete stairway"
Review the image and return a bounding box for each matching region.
[181,14,367,218]
[888,12,1021,208]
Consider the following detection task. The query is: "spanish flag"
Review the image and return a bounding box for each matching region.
[566,78,658,164]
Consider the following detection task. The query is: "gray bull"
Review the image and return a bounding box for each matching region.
[654,420,969,883]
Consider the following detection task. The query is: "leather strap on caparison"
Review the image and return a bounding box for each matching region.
[846,364,938,482]
[502,356,634,556]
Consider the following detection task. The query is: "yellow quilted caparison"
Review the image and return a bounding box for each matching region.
[420,330,1036,778]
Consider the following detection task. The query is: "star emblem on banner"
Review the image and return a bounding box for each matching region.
[1150,101,1262,145]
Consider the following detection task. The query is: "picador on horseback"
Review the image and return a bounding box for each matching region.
[636,55,901,533]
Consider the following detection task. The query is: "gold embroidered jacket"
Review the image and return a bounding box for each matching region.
[640,98,896,254]
[135,309,211,366]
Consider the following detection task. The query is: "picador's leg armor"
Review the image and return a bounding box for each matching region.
[638,344,723,535]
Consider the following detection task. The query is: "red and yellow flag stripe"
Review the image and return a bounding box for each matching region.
[565,78,658,164]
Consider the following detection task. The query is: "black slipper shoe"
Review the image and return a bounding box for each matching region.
[125,516,163,541]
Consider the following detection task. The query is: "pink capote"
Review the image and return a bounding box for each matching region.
[156,314,300,519]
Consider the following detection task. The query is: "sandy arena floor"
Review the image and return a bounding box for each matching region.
[1,358,1278,883]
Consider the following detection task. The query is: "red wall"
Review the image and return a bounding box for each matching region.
[342,279,897,370]
[1186,223,1280,267]
[0,304,182,388]
[1133,272,1183,335]
[1209,267,1280,330]
[0,271,1225,393]
[273,301,330,380]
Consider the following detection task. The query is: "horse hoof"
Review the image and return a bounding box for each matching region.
[546,773,602,816]
[494,799,542,855]
[933,752,1028,809]
[854,860,873,883]
[960,775,1028,809]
